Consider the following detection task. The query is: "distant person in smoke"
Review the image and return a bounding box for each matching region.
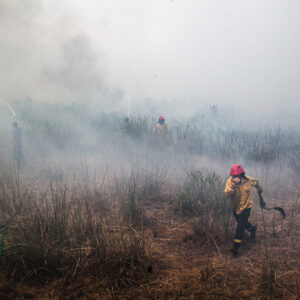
[124,117,130,125]
[122,117,133,136]
[123,117,130,130]
[224,164,263,256]
[12,121,24,168]
[154,116,168,134]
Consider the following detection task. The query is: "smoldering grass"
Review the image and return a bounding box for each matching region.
[8,100,300,169]
[139,165,167,203]
[0,172,149,287]
[115,171,143,226]
[176,169,233,242]
[0,101,299,297]
[115,166,167,227]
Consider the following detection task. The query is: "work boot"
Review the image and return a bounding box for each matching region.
[250,226,257,239]
[230,241,240,257]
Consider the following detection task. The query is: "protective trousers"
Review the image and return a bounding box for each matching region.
[232,208,253,250]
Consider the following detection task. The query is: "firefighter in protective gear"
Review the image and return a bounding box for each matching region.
[155,116,168,133]
[224,164,263,256]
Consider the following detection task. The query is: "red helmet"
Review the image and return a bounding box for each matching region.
[159,116,165,120]
[230,164,245,176]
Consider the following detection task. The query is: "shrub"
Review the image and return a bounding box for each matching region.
[176,170,233,241]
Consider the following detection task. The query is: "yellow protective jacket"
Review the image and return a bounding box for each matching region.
[154,123,168,134]
[224,176,263,214]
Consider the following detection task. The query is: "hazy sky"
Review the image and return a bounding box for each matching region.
[1,0,300,116]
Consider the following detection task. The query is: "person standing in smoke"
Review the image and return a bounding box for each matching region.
[154,116,171,147]
[12,121,24,168]
[121,117,134,137]
[224,164,263,256]
[154,116,168,134]
[123,117,130,132]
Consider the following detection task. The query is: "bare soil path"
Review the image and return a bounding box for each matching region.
[126,200,300,299]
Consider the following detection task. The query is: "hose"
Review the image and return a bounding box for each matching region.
[258,192,286,218]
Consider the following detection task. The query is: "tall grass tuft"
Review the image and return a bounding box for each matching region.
[0,171,149,286]
[176,170,233,241]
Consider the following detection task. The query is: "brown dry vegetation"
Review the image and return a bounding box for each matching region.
[0,169,299,299]
[0,104,299,299]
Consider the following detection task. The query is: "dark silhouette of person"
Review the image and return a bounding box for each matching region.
[12,122,24,168]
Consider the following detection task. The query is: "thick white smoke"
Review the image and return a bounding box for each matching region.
[0,0,299,123]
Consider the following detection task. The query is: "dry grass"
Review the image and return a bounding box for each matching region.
[0,170,150,293]
[0,103,299,298]
[0,165,299,299]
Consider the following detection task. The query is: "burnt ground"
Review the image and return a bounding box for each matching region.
[0,199,299,300]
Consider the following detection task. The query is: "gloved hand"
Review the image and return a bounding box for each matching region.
[258,192,266,208]
[230,177,241,190]
[232,177,241,185]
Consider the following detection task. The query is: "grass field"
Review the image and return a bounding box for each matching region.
[0,101,299,299]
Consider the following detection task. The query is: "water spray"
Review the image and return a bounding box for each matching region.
[0,99,17,118]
